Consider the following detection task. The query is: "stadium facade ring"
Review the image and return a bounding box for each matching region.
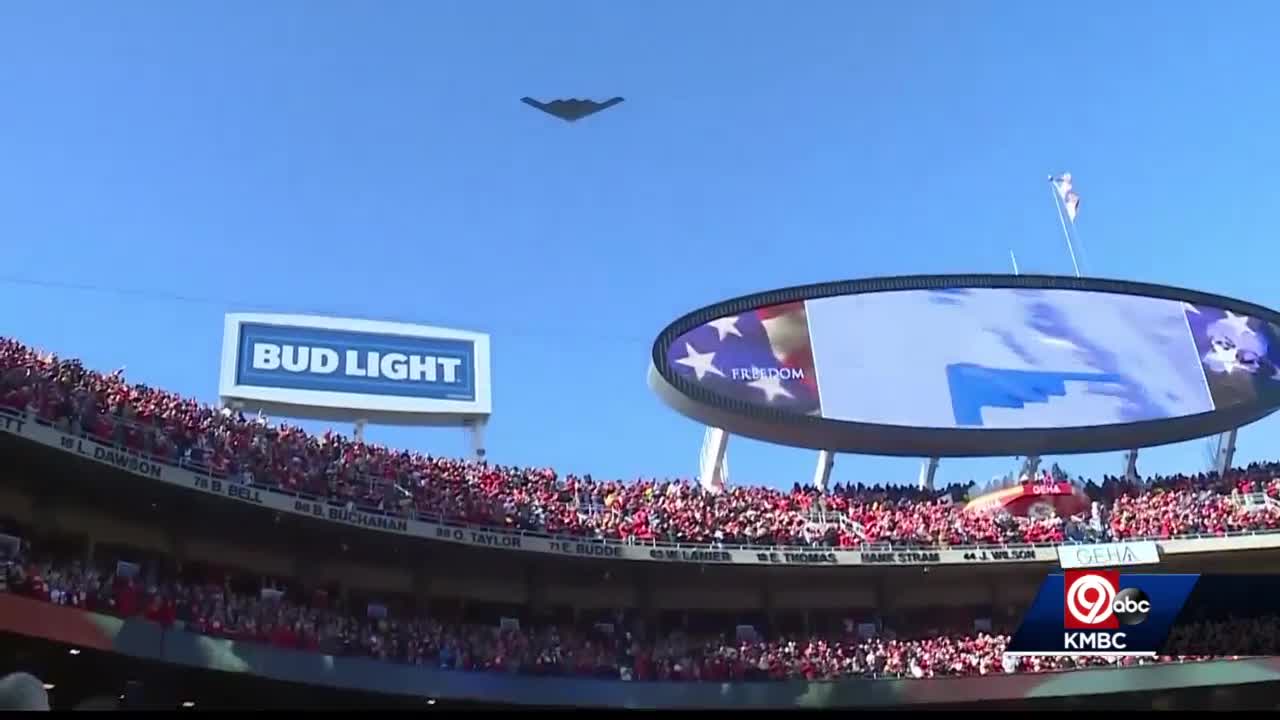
[648,274,1280,457]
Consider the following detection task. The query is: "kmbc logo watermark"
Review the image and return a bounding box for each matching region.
[1064,570,1151,630]
[1006,571,1197,657]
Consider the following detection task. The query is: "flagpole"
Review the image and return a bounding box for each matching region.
[1009,250,1020,276]
[1048,177,1082,278]
[1068,217,1089,275]
[1046,174,1149,482]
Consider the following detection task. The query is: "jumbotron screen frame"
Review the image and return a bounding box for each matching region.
[648,274,1280,457]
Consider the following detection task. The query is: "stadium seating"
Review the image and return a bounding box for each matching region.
[1,541,1230,682]
[3,337,1279,550]
[4,336,1277,687]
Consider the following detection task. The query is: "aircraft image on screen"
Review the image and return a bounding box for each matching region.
[802,288,1217,429]
[942,364,1126,426]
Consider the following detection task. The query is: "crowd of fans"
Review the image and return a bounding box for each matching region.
[3,337,1280,551]
[0,541,1232,682]
[0,338,1273,684]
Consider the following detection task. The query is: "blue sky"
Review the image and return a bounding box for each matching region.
[2,1,1278,490]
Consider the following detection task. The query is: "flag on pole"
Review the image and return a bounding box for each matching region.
[1050,173,1081,222]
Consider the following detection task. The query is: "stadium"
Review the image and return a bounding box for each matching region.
[6,3,1280,712]
[7,271,1280,709]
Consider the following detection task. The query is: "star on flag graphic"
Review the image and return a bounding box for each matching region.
[1184,302,1280,393]
[668,303,822,415]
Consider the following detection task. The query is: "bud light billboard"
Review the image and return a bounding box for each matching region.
[219,314,492,423]
[648,275,1280,456]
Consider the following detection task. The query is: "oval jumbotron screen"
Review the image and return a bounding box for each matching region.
[648,274,1280,457]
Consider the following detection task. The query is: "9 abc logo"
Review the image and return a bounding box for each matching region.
[1063,570,1151,629]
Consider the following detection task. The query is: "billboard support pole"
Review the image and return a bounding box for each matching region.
[468,419,487,461]
[353,419,367,443]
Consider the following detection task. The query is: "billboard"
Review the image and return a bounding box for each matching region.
[649,275,1280,456]
[219,314,491,424]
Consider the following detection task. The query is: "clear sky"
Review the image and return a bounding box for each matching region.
[2,1,1278,491]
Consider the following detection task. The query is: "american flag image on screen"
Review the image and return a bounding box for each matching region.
[667,302,821,415]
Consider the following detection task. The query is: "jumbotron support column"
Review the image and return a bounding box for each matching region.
[1123,449,1139,483]
[1215,429,1238,479]
[698,427,729,493]
[813,451,834,492]
[918,457,939,491]
[1020,455,1043,479]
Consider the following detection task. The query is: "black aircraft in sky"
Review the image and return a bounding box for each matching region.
[520,96,624,123]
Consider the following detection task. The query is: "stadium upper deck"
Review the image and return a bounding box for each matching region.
[3,336,1280,557]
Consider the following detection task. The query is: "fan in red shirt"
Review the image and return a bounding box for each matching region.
[113,578,139,618]
[142,595,175,627]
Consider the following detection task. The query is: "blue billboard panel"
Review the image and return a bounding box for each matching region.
[235,323,476,402]
[219,314,492,422]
